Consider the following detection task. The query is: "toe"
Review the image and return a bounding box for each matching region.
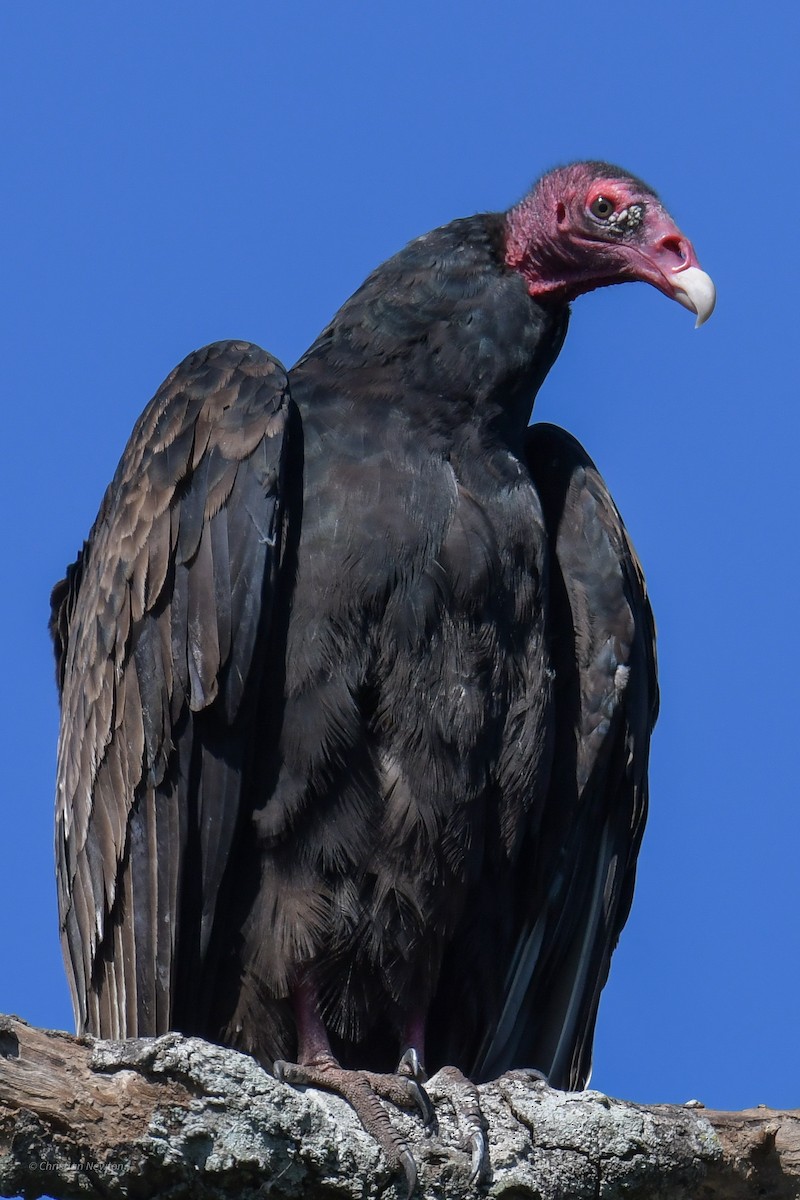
[398,1046,425,1081]
[468,1127,488,1184]
[398,1146,418,1199]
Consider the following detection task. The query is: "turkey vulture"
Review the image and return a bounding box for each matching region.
[52,161,714,1185]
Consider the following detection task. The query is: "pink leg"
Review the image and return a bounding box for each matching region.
[398,1012,428,1085]
[292,975,337,1065]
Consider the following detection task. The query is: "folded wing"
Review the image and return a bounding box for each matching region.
[473,421,658,1087]
[52,340,295,1039]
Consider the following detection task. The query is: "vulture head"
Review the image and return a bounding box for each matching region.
[505,160,715,326]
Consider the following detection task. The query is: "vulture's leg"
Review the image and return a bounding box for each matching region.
[274,978,430,1195]
[397,1014,431,1099]
[398,1017,487,1178]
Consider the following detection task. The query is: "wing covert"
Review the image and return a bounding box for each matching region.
[52,340,295,1038]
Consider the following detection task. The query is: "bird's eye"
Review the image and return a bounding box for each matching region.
[589,196,615,220]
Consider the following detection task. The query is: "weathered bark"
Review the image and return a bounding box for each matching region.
[0,1014,796,1199]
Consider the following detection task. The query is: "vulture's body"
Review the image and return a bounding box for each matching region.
[53,162,712,1175]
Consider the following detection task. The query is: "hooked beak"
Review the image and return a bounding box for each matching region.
[670,266,716,328]
[632,215,716,328]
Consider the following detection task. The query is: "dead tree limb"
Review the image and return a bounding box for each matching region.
[0,1014,797,1199]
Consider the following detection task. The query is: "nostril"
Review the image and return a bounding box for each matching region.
[658,235,688,266]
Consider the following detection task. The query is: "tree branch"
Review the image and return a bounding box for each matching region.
[0,1014,796,1199]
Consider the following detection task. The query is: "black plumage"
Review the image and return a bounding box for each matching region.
[52,162,713,1174]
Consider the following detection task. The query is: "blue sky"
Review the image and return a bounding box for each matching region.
[1,2,798,1115]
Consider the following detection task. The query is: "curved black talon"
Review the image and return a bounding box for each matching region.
[398,1146,418,1199]
[395,1047,435,1132]
[468,1128,488,1184]
[398,1046,425,1080]
[406,1076,436,1130]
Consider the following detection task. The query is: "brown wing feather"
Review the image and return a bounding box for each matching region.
[52,340,293,1039]
[473,422,658,1087]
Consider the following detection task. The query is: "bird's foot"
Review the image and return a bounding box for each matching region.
[274,1053,432,1196]
[431,1065,489,1184]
